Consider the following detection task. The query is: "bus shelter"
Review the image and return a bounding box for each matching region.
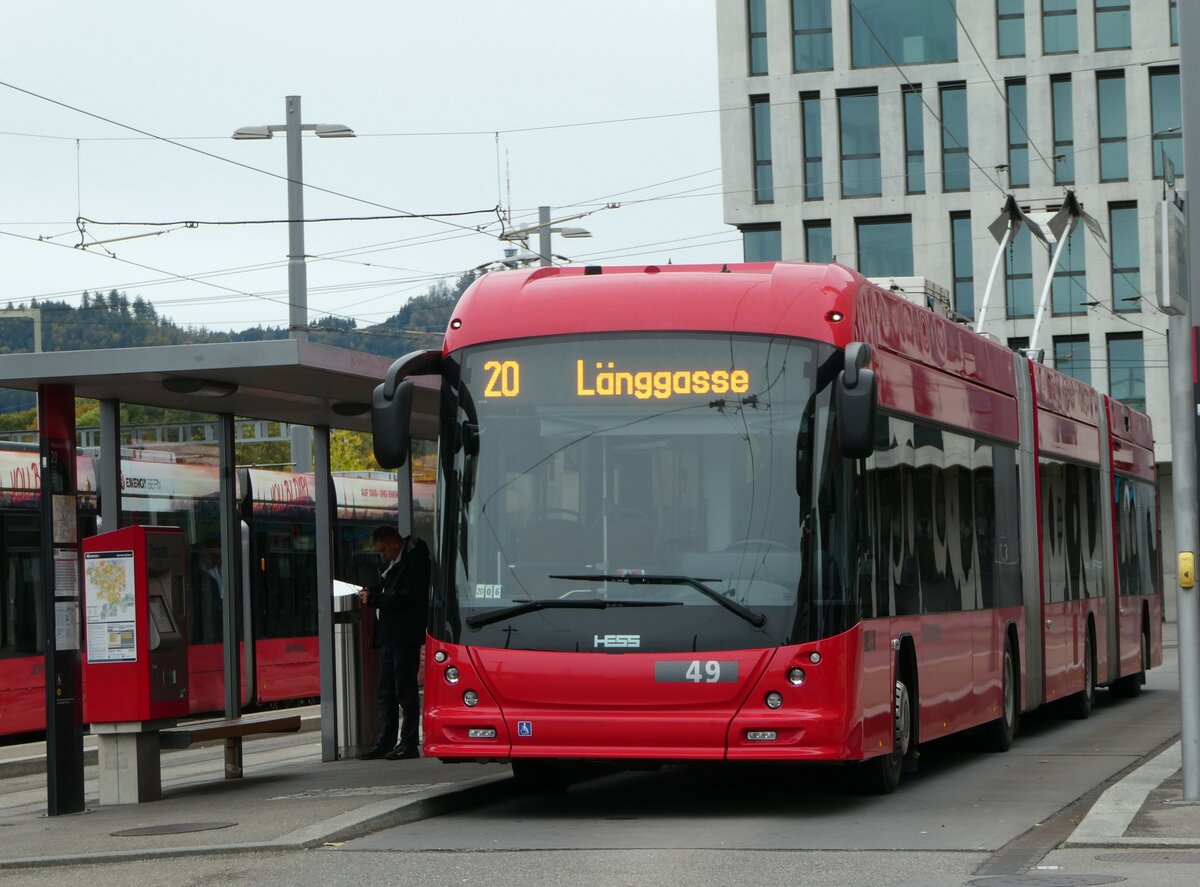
[0,339,438,812]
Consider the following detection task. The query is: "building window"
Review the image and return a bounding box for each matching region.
[805,219,833,263]
[751,95,774,203]
[743,224,782,262]
[904,86,925,194]
[839,89,882,198]
[1107,334,1146,413]
[802,92,824,201]
[1043,0,1078,54]
[1097,72,1128,182]
[951,212,974,319]
[997,0,1026,58]
[1054,335,1092,385]
[850,0,957,68]
[1051,226,1086,316]
[856,216,914,277]
[748,0,768,75]
[793,0,833,72]
[1009,336,1030,354]
[940,83,970,192]
[1052,76,1074,185]
[1095,0,1130,50]
[1006,79,1029,188]
[1151,67,1183,180]
[1170,0,1179,47]
[1006,226,1033,318]
[1109,203,1140,313]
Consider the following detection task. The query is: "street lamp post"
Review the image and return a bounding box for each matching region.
[234,95,354,343]
[233,95,354,472]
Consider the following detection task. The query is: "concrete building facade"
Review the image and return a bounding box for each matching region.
[716,0,1183,601]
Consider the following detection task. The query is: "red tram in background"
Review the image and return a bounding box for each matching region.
[0,446,432,739]
[371,262,1162,793]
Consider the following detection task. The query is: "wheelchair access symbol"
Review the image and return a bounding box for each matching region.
[517,721,533,737]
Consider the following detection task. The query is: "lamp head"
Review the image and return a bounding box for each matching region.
[232,126,273,140]
[314,124,356,138]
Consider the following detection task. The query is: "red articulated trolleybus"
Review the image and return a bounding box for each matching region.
[371,262,1162,793]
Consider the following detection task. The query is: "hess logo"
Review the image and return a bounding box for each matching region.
[594,634,640,649]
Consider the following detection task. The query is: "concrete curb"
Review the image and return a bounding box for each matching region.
[0,772,513,869]
[1065,741,1196,848]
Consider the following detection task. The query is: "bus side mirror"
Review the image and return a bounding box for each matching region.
[371,350,442,469]
[836,341,877,460]
[373,379,415,468]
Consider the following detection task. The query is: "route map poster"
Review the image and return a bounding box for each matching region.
[83,550,137,662]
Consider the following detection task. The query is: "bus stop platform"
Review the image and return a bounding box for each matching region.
[0,706,511,869]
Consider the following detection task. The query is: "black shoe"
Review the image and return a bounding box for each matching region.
[355,745,388,760]
[385,744,419,760]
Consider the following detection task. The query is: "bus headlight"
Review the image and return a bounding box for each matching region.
[434,650,448,663]
[463,690,480,707]
[787,667,806,686]
[765,691,784,709]
[445,666,460,684]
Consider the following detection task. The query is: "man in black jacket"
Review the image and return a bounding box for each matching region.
[355,524,431,760]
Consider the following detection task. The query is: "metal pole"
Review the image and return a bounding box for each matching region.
[1176,0,1200,802]
[538,205,552,267]
[285,95,313,473]
[314,425,337,761]
[1169,312,1199,801]
[218,413,243,718]
[285,95,308,342]
[38,383,84,815]
[98,399,121,532]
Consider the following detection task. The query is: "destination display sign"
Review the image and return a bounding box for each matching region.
[469,338,756,405]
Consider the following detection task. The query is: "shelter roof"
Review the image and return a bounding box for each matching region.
[0,340,402,433]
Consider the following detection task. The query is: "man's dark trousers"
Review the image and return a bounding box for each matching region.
[376,643,421,749]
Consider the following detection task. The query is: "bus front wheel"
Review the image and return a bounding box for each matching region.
[858,676,911,795]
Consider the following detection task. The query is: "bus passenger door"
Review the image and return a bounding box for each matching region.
[1113,477,1142,677]
[1040,463,1069,700]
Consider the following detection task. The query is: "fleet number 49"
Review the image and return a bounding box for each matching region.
[685,660,722,682]
[654,660,737,683]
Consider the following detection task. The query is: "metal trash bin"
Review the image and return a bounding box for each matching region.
[333,592,378,758]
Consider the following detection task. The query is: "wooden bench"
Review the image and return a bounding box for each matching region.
[159,714,302,779]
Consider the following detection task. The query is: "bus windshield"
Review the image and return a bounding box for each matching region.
[435,332,863,653]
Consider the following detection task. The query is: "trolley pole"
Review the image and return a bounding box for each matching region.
[1177,0,1200,802]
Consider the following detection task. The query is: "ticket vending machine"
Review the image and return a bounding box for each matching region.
[81,525,188,803]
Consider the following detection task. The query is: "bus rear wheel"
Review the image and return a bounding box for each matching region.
[1111,629,1148,699]
[979,641,1017,752]
[858,676,911,795]
[1066,631,1096,719]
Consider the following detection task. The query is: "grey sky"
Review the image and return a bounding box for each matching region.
[0,1,731,334]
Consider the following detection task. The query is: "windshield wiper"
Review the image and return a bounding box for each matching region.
[550,574,768,628]
[465,598,681,630]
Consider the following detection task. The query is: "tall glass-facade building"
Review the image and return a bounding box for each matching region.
[716,0,1181,591]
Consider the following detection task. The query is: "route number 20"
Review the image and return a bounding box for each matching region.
[685,660,722,683]
[483,360,520,397]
